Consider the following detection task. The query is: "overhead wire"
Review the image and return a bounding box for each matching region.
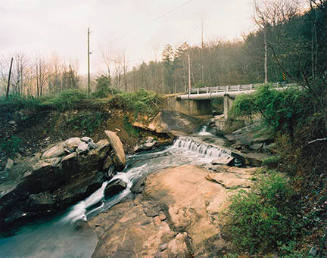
[96,0,198,69]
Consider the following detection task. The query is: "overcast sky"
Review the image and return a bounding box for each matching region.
[0,0,256,74]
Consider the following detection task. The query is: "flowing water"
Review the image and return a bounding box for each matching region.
[0,129,231,258]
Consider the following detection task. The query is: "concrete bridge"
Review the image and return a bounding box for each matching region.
[165,83,296,118]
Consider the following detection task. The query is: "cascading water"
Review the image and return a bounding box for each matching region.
[197,125,213,136]
[0,136,234,257]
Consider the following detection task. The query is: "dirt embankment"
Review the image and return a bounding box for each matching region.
[0,105,173,170]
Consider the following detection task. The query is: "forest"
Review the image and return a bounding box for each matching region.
[1,0,326,97]
[116,0,327,94]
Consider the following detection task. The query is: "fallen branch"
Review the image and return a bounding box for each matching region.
[308,137,327,145]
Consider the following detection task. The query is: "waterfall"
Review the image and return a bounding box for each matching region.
[171,136,232,162]
[197,125,213,136]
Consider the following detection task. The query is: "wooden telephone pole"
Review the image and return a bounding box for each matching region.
[188,53,191,94]
[201,19,204,85]
[87,28,91,95]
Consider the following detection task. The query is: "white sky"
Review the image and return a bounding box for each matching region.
[0,0,256,74]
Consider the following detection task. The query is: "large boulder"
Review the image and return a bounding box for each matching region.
[41,142,66,159]
[226,122,274,149]
[65,137,83,152]
[133,110,202,135]
[0,137,112,233]
[104,179,127,199]
[104,130,126,171]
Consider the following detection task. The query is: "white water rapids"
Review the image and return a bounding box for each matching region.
[0,130,233,258]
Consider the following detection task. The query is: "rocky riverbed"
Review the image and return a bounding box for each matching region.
[0,110,275,257]
[90,164,256,257]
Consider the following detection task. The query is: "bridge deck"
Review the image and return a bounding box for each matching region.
[178,83,297,100]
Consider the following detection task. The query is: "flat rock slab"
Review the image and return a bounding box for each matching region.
[89,197,188,258]
[90,165,255,257]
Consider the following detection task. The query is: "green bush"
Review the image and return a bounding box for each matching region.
[262,155,280,168]
[109,88,162,115]
[92,75,120,98]
[0,136,22,157]
[42,89,87,110]
[230,84,313,136]
[123,116,140,137]
[66,111,107,134]
[229,93,257,118]
[222,171,300,255]
[0,94,42,110]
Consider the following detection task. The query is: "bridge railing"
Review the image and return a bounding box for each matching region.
[189,82,296,95]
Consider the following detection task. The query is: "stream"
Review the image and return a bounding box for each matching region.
[0,128,231,258]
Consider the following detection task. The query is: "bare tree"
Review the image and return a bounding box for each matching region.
[113,54,124,89]
[6,57,13,98]
[123,53,128,92]
[12,53,28,95]
[101,47,112,78]
[254,0,300,83]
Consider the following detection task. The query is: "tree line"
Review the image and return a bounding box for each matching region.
[1,0,326,98]
[0,55,80,97]
[111,0,326,95]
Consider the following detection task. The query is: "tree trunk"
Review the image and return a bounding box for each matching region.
[20,62,23,95]
[6,57,14,99]
[36,64,39,97]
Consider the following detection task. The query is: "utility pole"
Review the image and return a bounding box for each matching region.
[201,19,204,85]
[87,27,91,95]
[188,53,191,94]
[6,57,13,99]
[264,26,268,84]
[201,19,204,49]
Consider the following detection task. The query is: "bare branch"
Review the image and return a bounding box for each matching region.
[308,137,327,145]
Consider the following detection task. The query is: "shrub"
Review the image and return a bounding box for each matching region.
[123,116,140,137]
[222,171,300,255]
[109,89,162,115]
[66,111,107,134]
[262,155,280,168]
[92,75,120,98]
[0,136,22,157]
[229,84,313,137]
[229,93,257,118]
[0,94,42,110]
[42,89,87,110]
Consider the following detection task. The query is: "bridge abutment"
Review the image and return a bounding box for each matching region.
[223,94,235,119]
[165,96,212,116]
[164,94,235,119]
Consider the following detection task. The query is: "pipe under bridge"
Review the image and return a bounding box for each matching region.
[173,83,296,118]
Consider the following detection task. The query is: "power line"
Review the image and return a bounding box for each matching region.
[107,0,195,45]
